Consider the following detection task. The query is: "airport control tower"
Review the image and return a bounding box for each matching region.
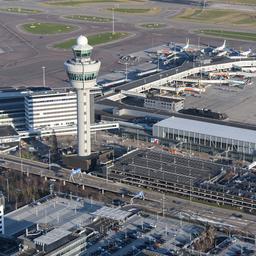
[64,35,101,156]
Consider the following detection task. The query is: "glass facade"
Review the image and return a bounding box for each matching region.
[67,72,97,81]
[73,50,91,58]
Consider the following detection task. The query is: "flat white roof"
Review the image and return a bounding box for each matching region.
[154,116,256,144]
[34,228,71,246]
[92,206,131,221]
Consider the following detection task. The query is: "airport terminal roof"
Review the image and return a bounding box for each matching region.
[93,206,131,221]
[154,116,256,144]
[33,228,71,246]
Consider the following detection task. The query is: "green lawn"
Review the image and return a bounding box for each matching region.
[208,0,256,4]
[46,0,127,6]
[175,8,256,27]
[54,32,129,49]
[0,7,42,14]
[140,23,166,29]
[108,7,151,13]
[197,30,256,41]
[22,22,78,35]
[64,15,112,22]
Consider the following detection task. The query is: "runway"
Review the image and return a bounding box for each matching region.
[0,0,255,88]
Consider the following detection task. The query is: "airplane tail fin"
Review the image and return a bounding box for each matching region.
[223,40,226,48]
[183,38,189,50]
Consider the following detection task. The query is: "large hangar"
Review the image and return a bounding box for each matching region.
[153,116,256,160]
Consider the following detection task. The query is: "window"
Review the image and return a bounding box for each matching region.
[74,50,91,58]
[67,72,97,81]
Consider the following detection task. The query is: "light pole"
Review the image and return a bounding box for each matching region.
[157,53,160,71]
[19,140,23,173]
[42,66,46,87]
[112,6,115,35]
[48,149,51,171]
[6,178,9,202]
[125,62,128,81]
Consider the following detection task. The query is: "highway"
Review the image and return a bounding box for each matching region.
[1,154,256,235]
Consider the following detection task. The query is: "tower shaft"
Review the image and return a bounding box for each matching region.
[77,89,91,156]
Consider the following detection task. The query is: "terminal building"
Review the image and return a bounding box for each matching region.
[0,89,26,130]
[153,116,256,160]
[144,95,184,112]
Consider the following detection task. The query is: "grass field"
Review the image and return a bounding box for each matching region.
[208,0,256,4]
[53,32,129,49]
[197,30,256,41]
[45,0,145,6]
[140,23,166,29]
[64,15,112,22]
[0,7,42,14]
[107,7,151,13]
[22,22,78,35]
[175,8,256,27]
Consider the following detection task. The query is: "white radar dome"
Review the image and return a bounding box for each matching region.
[77,35,88,46]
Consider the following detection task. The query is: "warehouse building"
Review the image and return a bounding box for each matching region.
[153,116,256,160]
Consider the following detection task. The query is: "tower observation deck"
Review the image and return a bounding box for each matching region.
[64,35,101,156]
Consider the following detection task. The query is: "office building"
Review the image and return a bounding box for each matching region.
[144,95,184,112]
[24,90,77,133]
[0,89,26,130]
[0,87,52,131]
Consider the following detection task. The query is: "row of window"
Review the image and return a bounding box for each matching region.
[162,130,256,149]
[67,72,97,81]
[25,98,76,105]
[74,50,91,58]
[28,117,76,125]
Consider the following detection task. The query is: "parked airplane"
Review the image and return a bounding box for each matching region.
[212,40,226,53]
[240,49,252,57]
[228,48,252,59]
[217,51,228,57]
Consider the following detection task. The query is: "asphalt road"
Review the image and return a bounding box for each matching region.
[0,0,255,88]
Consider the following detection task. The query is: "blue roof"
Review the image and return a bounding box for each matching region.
[154,116,256,144]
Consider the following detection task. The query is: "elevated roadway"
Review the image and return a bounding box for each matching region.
[97,58,256,102]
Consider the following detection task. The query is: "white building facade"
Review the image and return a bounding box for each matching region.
[144,96,184,112]
[153,116,256,159]
[25,91,77,132]
[0,192,4,234]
